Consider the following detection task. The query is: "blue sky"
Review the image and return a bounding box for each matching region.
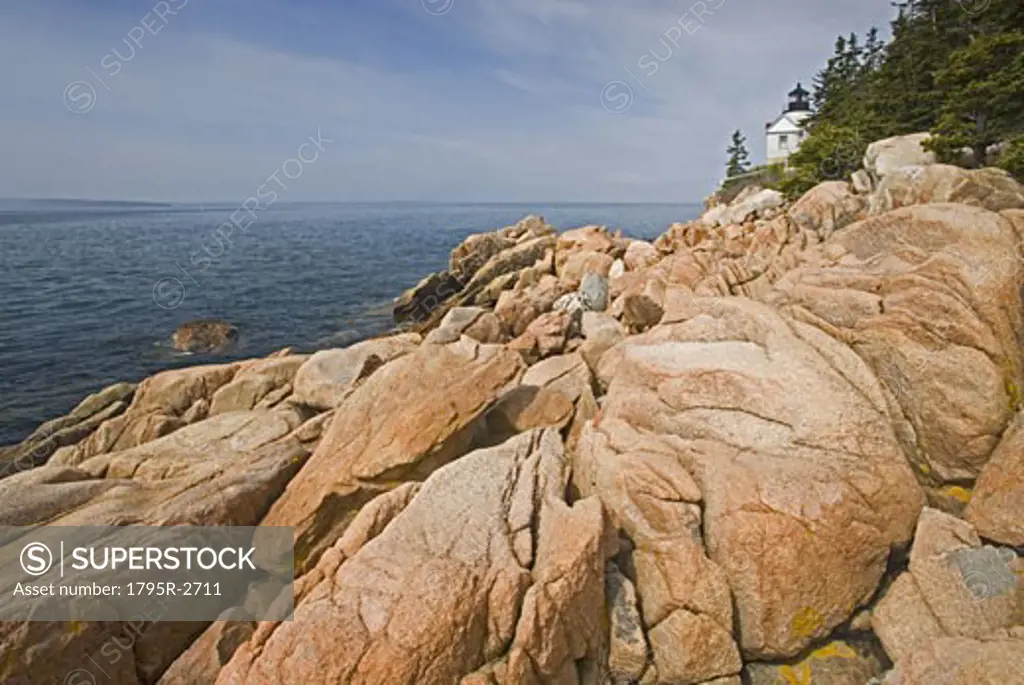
[0,0,898,202]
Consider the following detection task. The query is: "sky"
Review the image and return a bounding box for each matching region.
[0,0,899,203]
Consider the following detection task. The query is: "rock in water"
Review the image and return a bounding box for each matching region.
[172,319,239,354]
[392,271,463,325]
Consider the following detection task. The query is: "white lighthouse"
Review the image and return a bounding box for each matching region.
[765,83,812,165]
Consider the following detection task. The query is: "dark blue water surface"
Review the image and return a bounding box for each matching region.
[0,201,701,444]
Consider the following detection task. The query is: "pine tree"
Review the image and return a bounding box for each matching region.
[812,37,844,113]
[972,0,1024,35]
[842,33,862,80]
[725,130,751,178]
[771,0,1024,198]
[867,8,951,134]
[927,31,1024,166]
[862,27,884,72]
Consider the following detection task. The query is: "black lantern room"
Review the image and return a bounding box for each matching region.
[786,82,811,113]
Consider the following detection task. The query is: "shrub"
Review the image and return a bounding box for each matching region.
[995,137,1024,181]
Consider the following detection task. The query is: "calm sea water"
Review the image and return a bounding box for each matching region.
[0,200,701,445]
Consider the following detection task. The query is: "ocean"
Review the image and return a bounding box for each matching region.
[0,200,702,445]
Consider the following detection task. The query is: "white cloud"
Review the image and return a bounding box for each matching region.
[0,0,898,202]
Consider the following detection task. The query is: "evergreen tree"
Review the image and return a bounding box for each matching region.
[862,27,885,73]
[816,36,864,122]
[725,130,751,177]
[971,0,1024,35]
[867,6,954,134]
[755,0,1024,198]
[841,33,862,81]
[812,36,846,112]
[927,31,1024,166]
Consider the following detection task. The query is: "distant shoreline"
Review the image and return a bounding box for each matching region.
[0,198,174,209]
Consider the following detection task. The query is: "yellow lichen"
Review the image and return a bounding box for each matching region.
[779,662,813,685]
[941,485,972,504]
[791,606,824,638]
[1005,377,1021,412]
[810,640,858,660]
[778,640,858,685]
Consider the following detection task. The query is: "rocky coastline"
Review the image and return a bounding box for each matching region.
[2,133,1024,684]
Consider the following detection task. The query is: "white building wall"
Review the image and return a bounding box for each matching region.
[765,110,811,165]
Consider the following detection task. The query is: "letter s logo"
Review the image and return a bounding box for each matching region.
[63,81,97,114]
[21,542,53,576]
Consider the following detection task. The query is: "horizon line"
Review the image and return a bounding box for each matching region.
[0,197,705,207]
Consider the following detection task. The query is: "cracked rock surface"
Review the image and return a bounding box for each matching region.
[217,429,608,685]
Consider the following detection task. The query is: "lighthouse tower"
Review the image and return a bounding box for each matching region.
[765,83,812,165]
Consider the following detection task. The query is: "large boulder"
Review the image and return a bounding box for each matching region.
[218,430,610,685]
[769,204,1024,485]
[966,414,1024,546]
[726,188,785,225]
[291,335,420,411]
[578,296,925,661]
[0,409,311,684]
[172,319,239,354]
[869,165,1024,215]
[787,181,866,241]
[863,133,936,178]
[260,342,525,574]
